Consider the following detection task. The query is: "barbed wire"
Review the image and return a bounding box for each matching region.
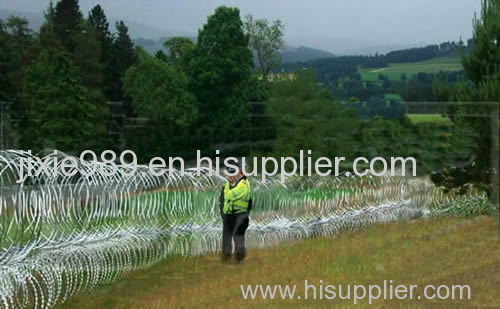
[0,150,490,308]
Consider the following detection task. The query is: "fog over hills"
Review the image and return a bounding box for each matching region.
[1,0,480,56]
[0,8,188,39]
[0,8,336,63]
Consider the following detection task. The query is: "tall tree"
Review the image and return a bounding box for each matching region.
[88,5,113,98]
[53,0,83,53]
[124,49,198,125]
[163,37,195,68]
[44,0,56,27]
[432,0,500,205]
[123,49,198,158]
[188,6,254,129]
[0,19,9,101]
[6,4,60,135]
[0,20,11,148]
[461,0,500,167]
[72,22,104,98]
[244,15,285,79]
[53,1,103,96]
[20,48,100,152]
[30,3,107,152]
[34,1,62,51]
[88,5,110,40]
[36,2,66,65]
[155,50,168,62]
[109,21,136,101]
[1,16,33,107]
[462,0,500,84]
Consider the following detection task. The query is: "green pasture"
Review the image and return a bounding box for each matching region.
[359,56,463,81]
[61,216,500,308]
[407,113,451,124]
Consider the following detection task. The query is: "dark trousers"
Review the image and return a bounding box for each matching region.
[222,212,249,262]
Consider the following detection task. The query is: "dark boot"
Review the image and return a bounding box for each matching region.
[221,252,232,263]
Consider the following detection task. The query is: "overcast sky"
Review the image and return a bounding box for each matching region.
[1,0,482,54]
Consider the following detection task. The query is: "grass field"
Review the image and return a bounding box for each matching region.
[407,114,451,124]
[360,57,463,82]
[61,216,500,308]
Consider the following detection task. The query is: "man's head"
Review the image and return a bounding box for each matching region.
[226,162,243,183]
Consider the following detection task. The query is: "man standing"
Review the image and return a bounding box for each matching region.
[219,163,252,264]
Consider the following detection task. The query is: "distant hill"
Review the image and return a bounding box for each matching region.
[134,38,164,54]
[133,38,335,64]
[340,44,422,56]
[0,8,184,40]
[0,8,44,29]
[2,8,334,64]
[280,46,334,63]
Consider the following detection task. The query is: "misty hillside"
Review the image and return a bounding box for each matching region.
[280,46,334,63]
[133,37,335,63]
[0,8,44,29]
[134,37,196,54]
[1,8,335,64]
[0,8,182,40]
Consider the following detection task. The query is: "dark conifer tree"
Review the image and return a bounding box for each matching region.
[53,0,83,52]
[109,21,137,101]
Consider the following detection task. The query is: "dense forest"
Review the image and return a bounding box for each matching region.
[0,1,267,160]
[0,0,498,197]
[279,41,472,102]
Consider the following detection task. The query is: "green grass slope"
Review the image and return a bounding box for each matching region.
[360,56,463,81]
[61,216,500,308]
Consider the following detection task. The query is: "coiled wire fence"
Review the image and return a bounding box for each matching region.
[0,150,490,308]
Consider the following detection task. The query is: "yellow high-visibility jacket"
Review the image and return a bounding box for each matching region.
[220,177,252,215]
